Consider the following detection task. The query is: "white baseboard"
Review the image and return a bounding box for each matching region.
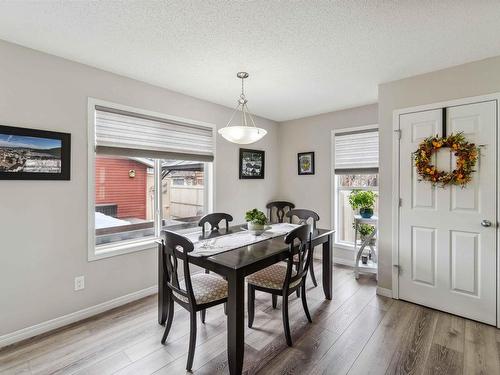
[376,286,393,298]
[333,257,355,267]
[0,285,158,349]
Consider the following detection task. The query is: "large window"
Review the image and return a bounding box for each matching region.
[89,101,214,259]
[333,127,379,247]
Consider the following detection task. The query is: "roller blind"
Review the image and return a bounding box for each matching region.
[94,106,214,162]
[334,128,379,174]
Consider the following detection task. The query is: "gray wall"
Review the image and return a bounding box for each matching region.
[0,40,280,336]
[277,104,378,263]
[377,55,500,289]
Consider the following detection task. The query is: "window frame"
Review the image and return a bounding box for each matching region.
[331,125,378,251]
[87,98,216,261]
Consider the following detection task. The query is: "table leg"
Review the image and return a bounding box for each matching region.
[322,234,333,300]
[227,271,245,375]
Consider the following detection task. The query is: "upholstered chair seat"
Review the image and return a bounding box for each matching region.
[173,274,228,304]
[247,263,301,290]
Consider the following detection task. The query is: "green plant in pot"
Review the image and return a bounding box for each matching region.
[353,223,376,241]
[245,208,268,233]
[348,190,377,218]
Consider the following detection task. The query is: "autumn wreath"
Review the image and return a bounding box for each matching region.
[413,132,480,187]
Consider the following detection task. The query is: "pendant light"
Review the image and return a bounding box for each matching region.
[218,72,267,144]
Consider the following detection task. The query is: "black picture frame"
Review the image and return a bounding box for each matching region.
[0,125,71,180]
[298,151,315,175]
[239,148,265,179]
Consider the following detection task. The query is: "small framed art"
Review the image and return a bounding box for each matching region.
[298,151,315,175]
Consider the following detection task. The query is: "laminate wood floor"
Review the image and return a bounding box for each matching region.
[1,263,499,375]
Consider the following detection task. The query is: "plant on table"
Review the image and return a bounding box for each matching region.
[245,208,268,230]
[348,190,377,218]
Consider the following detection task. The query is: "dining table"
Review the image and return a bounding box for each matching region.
[157,224,335,375]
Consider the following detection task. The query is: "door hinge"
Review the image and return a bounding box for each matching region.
[399,198,402,207]
[394,129,401,140]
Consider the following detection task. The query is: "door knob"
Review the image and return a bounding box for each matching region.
[481,220,492,227]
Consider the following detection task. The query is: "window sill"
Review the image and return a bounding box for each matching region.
[89,237,159,261]
[334,242,356,251]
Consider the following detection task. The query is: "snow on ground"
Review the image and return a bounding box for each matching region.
[95,212,130,229]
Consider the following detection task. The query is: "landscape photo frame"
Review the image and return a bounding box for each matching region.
[0,125,71,180]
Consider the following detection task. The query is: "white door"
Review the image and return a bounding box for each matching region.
[398,101,497,325]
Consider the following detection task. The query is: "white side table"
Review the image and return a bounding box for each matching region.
[353,215,378,280]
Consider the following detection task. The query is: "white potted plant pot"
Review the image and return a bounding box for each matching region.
[248,221,265,235]
[247,222,264,231]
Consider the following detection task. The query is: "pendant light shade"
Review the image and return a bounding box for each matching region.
[218,72,267,144]
[218,126,267,144]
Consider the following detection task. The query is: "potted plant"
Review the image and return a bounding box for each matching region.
[348,190,377,218]
[353,223,376,242]
[245,208,268,232]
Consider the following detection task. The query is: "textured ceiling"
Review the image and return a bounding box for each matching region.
[0,1,500,121]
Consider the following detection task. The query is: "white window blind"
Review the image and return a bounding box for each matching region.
[334,129,379,174]
[95,106,214,162]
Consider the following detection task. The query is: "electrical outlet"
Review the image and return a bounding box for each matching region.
[74,276,85,291]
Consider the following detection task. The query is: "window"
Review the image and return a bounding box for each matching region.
[333,127,379,247]
[89,101,214,259]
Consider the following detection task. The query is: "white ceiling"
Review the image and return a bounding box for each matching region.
[0,1,500,121]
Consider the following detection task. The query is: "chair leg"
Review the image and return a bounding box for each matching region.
[161,299,174,344]
[200,309,206,324]
[309,258,318,287]
[295,263,301,298]
[282,293,292,346]
[186,311,197,371]
[272,294,277,309]
[248,284,255,328]
[301,282,312,323]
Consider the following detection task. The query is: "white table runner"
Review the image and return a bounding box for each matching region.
[186,223,299,257]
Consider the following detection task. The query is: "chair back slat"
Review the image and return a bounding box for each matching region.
[198,213,233,235]
[286,209,320,231]
[161,230,196,305]
[266,201,295,223]
[283,224,312,291]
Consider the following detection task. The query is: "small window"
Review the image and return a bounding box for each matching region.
[333,127,379,247]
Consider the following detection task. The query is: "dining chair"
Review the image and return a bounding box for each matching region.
[159,230,228,371]
[198,212,233,284]
[286,209,320,288]
[198,212,233,236]
[266,201,295,224]
[247,224,313,346]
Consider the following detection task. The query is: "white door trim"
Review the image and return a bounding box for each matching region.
[392,92,500,327]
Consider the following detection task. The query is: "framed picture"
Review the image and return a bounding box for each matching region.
[0,125,71,180]
[239,148,265,179]
[298,151,315,175]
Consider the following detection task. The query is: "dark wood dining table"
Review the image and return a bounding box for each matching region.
[157,225,335,375]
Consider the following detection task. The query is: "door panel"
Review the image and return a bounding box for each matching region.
[450,230,478,296]
[409,114,441,210]
[411,226,436,286]
[398,101,497,325]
